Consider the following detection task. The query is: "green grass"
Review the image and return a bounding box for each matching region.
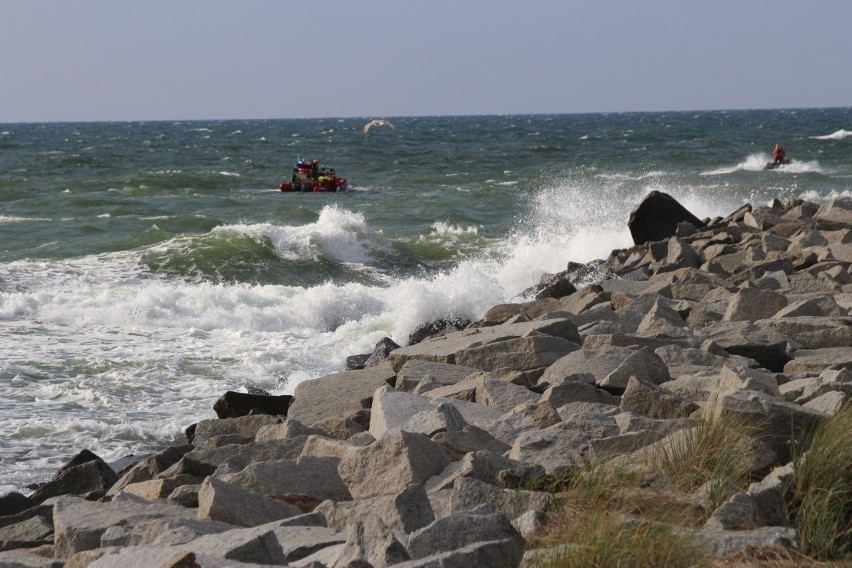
[790,404,852,561]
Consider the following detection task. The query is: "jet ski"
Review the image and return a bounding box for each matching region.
[764,159,792,170]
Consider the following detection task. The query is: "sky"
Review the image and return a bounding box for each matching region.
[2,0,851,123]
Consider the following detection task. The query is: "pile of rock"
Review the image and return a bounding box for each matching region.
[1,193,850,567]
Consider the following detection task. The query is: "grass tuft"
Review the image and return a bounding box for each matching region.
[649,403,756,509]
[790,403,852,561]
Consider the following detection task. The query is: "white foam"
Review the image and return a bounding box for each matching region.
[810,129,852,140]
[213,205,370,264]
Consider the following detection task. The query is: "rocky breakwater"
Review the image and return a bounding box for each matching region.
[1,192,851,567]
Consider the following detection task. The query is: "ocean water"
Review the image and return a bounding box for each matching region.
[1,108,850,493]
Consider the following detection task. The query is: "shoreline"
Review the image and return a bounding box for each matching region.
[2,191,851,566]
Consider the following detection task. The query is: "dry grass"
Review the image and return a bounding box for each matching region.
[649,404,757,509]
[524,460,711,568]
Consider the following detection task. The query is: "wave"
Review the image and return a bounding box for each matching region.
[810,129,852,140]
[215,205,371,265]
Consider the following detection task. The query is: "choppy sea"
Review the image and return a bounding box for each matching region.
[1,108,850,493]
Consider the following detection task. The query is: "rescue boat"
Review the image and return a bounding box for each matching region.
[279,159,348,192]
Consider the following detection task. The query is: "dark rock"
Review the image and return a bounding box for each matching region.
[29,451,117,504]
[364,337,401,367]
[408,318,471,346]
[213,391,293,419]
[629,190,704,245]
[185,423,197,444]
[346,353,371,370]
[523,274,576,300]
[0,493,34,518]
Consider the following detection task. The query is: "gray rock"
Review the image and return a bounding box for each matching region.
[474,374,540,412]
[540,376,620,407]
[431,425,511,461]
[197,476,303,527]
[723,287,789,321]
[454,333,580,375]
[487,400,562,446]
[330,514,409,568]
[508,417,620,474]
[218,456,352,502]
[695,320,794,372]
[803,390,848,415]
[395,360,480,393]
[107,445,193,498]
[784,346,852,373]
[338,430,450,500]
[52,494,195,559]
[288,362,397,427]
[713,389,825,462]
[190,414,281,446]
[718,364,781,397]
[318,483,434,535]
[696,526,798,558]
[597,346,671,391]
[392,539,525,568]
[387,318,582,372]
[449,477,550,525]
[0,550,63,567]
[406,511,524,565]
[425,450,542,492]
[620,376,698,419]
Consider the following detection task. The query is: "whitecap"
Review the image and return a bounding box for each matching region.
[810,129,852,140]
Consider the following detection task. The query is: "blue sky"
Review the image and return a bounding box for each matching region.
[2,1,851,122]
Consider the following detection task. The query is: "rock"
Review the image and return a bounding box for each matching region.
[474,374,540,413]
[712,389,825,462]
[117,475,200,501]
[620,376,698,419]
[628,191,704,245]
[318,483,434,535]
[107,445,193,498]
[197,477,303,527]
[213,391,293,419]
[218,456,352,503]
[0,550,63,567]
[30,451,117,504]
[508,417,620,474]
[448,477,550,528]
[408,318,470,346]
[395,360,480,393]
[431,426,511,461]
[0,507,54,550]
[696,526,798,558]
[52,494,196,559]
[288,363,397,427]
[784,346,852,373]
[189,414,281,446]
[338,430,450,500]
[363,337,401,368]
[717,364,780,397]
[706,463,793,530]
[330,514,409,568]
[387,318,582,372]
[425,450,543,492]
[539,376,620,407]
[723,288,788,321]
[695,321,794,372]
[597,346,671,391]
[0,492,35,517]
[406,511,524,566]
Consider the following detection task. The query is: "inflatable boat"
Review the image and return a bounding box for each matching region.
[280,159,348,192]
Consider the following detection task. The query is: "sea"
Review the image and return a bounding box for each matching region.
[1,108,850,494]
